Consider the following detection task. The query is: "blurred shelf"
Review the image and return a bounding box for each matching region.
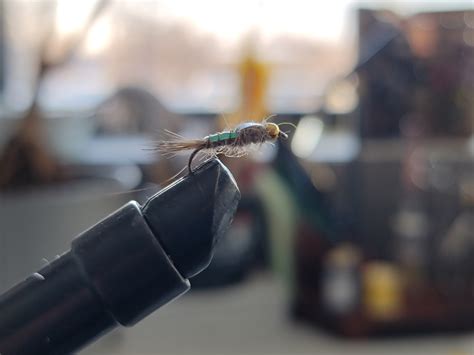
[84,272,474,355]
[359,138,474,162]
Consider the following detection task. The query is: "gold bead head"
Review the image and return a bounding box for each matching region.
[265,122,280,139]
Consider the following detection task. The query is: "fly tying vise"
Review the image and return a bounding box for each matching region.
[156,119,294,173]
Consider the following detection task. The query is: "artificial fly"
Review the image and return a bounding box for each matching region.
[156,118,294,174]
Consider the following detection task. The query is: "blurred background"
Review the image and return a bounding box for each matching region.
[1,0,474,354]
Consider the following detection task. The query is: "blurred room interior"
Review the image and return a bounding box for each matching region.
[0,0,474,354]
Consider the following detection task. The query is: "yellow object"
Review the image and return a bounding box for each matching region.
[363,261,404,321]
[220,46,269,129]
[239,54,269,119]
[265,122,280,139]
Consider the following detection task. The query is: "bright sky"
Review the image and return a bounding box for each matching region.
[152,0,474,42]
[56,0,474,52]
[153,0,355,43]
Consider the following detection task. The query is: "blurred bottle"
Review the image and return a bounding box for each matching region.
[362,261,403,321]
[436,177,474,299]
[392,193,430,293]
[321,244,362,316]
[238,46,269,121]
[224,37,269,130]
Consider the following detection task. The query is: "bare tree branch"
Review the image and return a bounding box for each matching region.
[0,0,111,190]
